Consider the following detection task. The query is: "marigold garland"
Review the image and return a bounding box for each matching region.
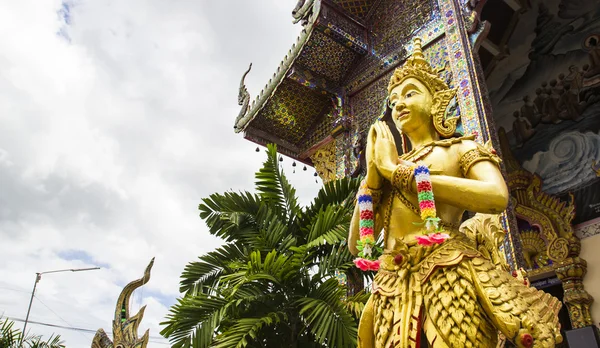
[354,180,382,271]
[414,164,450,246]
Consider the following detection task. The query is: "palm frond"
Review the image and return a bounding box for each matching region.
[0,318,21,347]
[0,318,64,348]
[221,250,298,294]
[313,246,354,280]
[199,191,261,242]
[211,312,286,348]
[306,205,350,248]
[303,177,361,220]
[343,291,371,319]
[255,144,300,222]
[296,278,358,348]
[24,333,65,348]
[179,243,247,294]
[160,294,229,348]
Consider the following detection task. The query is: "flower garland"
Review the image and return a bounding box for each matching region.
[353,180,382,271]
[413,164,450,246]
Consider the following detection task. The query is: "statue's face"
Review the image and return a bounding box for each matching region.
[389,77,433,134]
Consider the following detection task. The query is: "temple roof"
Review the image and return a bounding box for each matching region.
[329,0,378,22]
[234,0,438,162]
[234,0,371,161]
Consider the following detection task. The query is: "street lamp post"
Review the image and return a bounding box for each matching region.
[21,267,101,345]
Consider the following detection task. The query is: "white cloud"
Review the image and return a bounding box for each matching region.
[0,0,319,346]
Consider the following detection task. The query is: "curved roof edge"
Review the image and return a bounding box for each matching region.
[233,1,322,133]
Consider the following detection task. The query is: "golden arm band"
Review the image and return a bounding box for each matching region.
[458,144,502,176]
[391,163,415,194]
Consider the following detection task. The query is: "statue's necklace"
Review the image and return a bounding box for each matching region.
[400,143,435,162]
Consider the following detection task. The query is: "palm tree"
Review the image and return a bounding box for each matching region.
[161,144,370,348]
[0,318,64,348]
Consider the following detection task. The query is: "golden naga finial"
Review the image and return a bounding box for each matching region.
[388,37,449,95]
[92,258,155,348]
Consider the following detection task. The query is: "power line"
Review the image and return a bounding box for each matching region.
[0,286,30,293]
[6,317,170,345]
[32,295,91,342]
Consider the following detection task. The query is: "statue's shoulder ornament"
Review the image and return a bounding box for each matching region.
[455,136,502,176]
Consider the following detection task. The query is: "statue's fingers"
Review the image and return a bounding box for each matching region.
[375,121,387,140]
[383,123,395,141]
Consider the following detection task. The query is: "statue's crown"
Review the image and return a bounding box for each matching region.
[387,38,449,94]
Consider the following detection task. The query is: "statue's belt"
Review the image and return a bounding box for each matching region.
[373,235,479,296]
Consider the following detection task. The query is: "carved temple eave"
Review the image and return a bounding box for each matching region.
[292,0,317,24]
[233,22,317,134]
[233,0,378,165]
[244,127,310,164]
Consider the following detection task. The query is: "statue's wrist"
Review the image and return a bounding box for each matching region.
[360,179,383,205]
[366,173,383,191]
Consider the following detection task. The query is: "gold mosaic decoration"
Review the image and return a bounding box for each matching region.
[295,31,359,83]
[252,79,331,145]
[369,0,435,57]
[350,37,450,139]
[299,107,337,153]
[331,0,374,21]
[310,140,337,183]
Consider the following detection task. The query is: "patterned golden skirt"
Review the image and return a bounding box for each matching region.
[357,232,562,348]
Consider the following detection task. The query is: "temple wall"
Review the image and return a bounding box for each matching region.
[485,0,600,233]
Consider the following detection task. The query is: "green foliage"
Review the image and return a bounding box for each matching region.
[0,318,65,348]
[161,144,366,348]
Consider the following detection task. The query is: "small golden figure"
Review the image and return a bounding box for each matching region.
[348,38,562,348]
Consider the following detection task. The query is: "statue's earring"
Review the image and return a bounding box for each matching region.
[431,89,460,138]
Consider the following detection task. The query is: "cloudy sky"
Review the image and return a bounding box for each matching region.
[0,0,320,346]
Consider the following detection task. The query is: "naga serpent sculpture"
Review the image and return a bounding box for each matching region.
[233,63,252,133]
[91,258,155,348]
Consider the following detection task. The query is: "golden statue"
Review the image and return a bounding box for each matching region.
[348,38,562,348]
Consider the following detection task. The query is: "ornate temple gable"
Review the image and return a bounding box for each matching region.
[343,0,443,96]
[310,139,337,182]
[499,129,579,269]
[368,0,438,58]
[235,0,374,162]
[236,0,499,177]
